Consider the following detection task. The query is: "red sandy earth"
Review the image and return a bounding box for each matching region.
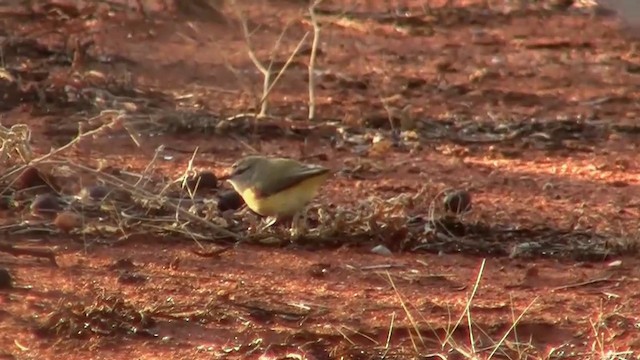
[2,0,640,359]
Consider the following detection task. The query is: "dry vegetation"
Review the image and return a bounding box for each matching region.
[1,0,640,359]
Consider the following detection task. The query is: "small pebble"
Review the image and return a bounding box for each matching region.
[0,268,13,289]
[443,190,472,214]
[14,167,54,190]
[53,211,83,233]
[117,271,148,285]
[109,258,136,270]
[30,193,63,217]
[542,182,554,191]
[258,236,283,245]
[79,185,131,203]
[0,194,15,210]
[185,171,218,192]
[524,266,539,278]
[371,244,392,256]
[80,184,111,202]
[217,189,245,212]
[309,263,331,278]
[607,260,623,268]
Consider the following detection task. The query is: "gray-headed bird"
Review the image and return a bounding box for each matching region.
[219,155,331,236]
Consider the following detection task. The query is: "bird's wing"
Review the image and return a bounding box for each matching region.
[253,164,330,198]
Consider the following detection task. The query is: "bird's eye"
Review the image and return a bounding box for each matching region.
[232,164,249,176]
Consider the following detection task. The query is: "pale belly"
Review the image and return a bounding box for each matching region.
[238,174,328,217]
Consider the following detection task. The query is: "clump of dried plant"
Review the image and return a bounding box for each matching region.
[35,294,157,339]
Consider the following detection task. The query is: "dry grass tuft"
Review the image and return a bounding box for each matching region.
[35,294,157,339]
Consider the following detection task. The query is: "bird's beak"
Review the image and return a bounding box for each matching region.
[218,168,236,181]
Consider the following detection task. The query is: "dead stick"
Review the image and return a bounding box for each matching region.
[191,246,232,258]
[0,111,126,183]
[551,276,614,292]
[0,242,58,267]
[47,160,240,240]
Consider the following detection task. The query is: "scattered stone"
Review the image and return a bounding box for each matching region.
[79,184,111,202]
[258,236,283,245]
[0,268,13,289]
[309,263,331,278]
[30,193,63,217]
[509,242,542,258]
[78,185,130,203]
[169,256,181,271]
[545,0,574,11]
[443,190,472,215]
[217,189,245,212]
[0,194,16,210]
[108,258,136,270]
[117,271,148,285]
[525,266,539,278]
[542,182,554,191]
[371,244,392,256]
[174,0,226,22]
[184,171,218,192]
[607,260,623,268]
[14,167,56,191]
[609,180,628,188]
[53,211,83,233]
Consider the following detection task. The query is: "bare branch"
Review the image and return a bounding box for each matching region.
[308,0,324,120]
[230,0,309,118]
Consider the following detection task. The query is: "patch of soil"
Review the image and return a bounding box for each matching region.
[2,0,640,359]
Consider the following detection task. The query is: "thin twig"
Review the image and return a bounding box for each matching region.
[443,259,486,346]
[231,0,310,118]
[191,246,232,258]
[386,271,427,354]
[260,32,310,112]
[487,296,538,358]
[47,160,240,240]
[552,276,614,292]
[0,111,128,185]
[0,242,58,266]
[134,145,164,188]
[308,0,324,120]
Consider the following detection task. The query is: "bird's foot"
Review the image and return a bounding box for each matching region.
[256,214,308,241]
[258,216,278,232]
[258,215,295,232]
[288,212,307,241]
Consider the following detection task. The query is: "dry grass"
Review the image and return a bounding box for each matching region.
[0,1,637,359]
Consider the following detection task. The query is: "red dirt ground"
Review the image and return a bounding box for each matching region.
[2,0,640,359]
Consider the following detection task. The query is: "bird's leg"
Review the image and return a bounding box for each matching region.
[629,42,639,58]
[289,209,309,240]
[289,212,301,239]
[258,215,295,232]
[300,210,308,232]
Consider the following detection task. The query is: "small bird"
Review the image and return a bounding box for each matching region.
[219,155,331,235]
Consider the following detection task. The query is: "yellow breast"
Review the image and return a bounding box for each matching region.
[239,173,329,217]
